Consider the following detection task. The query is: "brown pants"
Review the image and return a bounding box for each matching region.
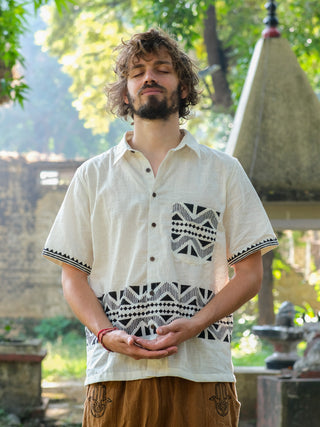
[83,377,240,427]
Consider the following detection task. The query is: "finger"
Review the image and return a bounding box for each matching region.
[135,337,164,349]
[126,335,136,346]
[135,336,177,351]
[132,346,178,360]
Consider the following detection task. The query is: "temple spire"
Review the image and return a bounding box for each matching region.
[262,1,281,38]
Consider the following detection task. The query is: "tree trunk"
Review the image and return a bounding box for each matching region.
[0,60,11,105]
[203,4,232,108]
[258,250,275,325]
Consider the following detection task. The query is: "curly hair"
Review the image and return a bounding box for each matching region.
[105,28,200,120]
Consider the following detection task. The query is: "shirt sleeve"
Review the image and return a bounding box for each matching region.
[42,166,93,274]
[224,158,278,266]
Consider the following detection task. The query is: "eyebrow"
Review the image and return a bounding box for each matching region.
[129,60,173,71]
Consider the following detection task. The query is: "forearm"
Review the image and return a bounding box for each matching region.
[192,253,263,333]
[61,264,112,336]
[136,251,263,350]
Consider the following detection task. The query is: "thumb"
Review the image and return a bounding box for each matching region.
[156,324,172,335]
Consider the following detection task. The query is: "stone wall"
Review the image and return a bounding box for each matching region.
[0,155,83,320]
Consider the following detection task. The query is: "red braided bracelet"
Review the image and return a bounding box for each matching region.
[97,327,118,351]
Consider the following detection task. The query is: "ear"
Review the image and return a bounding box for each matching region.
[180,84,188,100]
[123,85,130,104]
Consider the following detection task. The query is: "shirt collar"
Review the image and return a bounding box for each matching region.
[113,132,134,165]
[113,129,201,165]
[172,129,201,158]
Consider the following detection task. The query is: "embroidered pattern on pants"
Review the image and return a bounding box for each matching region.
[209,383,231,417]
[88,384,112,418]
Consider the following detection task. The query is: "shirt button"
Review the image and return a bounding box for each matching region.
[130,150,135,153]
[152,192,157,197]
[150,256,155,262]
[146,168,151,173]
[149,290,155,296]
[151,222,156,227]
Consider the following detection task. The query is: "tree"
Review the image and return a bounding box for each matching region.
[0,8,132,158]
[0,0,72,106]
[37,0,320,135]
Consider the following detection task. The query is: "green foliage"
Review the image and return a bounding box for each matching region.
[294,302,319,325]
[42,331,86,381]
[0,321,12,341]
[34,316,84,342]
[0,0,73,106]
[272,257,292,280]
[32,317,87,381]
[0,409,13,427]
[232,343,273,367]
[36,0,320,137]
[36,0,136,134]
[0,10,121,158]
[232,303,274,366]
[0,0,28,105]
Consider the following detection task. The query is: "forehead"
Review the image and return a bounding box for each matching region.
[129,47,173,69]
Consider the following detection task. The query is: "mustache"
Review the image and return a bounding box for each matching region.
[138,83,166,95]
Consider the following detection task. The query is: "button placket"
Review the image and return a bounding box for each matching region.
[147,181,160,284]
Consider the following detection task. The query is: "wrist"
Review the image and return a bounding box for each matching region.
[190,315,208,337]
[97,327,118,351]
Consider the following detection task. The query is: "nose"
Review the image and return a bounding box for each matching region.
[144,68,157,84]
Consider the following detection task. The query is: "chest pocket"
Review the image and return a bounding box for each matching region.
[171,202,220,264]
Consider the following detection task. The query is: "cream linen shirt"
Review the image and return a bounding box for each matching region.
[43,130,278,385]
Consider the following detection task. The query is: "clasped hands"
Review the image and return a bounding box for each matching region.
[103,317,202,360]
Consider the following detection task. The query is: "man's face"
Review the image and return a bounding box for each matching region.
[124,48,187,120]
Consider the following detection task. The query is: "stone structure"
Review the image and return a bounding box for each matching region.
[0,154,83,322]
[257,375,320,427]
[0,339,46,418]
[226,12,320,230]
[253,302,304,369]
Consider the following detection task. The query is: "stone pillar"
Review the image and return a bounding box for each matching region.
[0,339,46,418]
[257,376,320,427]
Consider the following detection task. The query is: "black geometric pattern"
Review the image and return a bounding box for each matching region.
[86,282,233,345]
[171,203,220,262]
[42,248,92,274]
[227,237,279,266]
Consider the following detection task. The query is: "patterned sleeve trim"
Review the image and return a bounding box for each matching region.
[227,238,278,266]
[42,248,92,275]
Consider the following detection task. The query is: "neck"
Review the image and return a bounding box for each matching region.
[128,114,183,175]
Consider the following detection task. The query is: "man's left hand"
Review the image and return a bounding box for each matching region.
[135,318,201,351]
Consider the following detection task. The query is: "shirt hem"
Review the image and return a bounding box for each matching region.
[84,370,236,386]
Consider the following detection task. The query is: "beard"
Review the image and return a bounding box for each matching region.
[127,84,182,120]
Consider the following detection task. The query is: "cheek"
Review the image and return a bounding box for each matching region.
[125,83,138,103]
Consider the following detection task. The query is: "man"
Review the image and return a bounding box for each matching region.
[43,28,278,426]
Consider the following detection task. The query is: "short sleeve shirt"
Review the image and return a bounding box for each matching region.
[43,130,278,385]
